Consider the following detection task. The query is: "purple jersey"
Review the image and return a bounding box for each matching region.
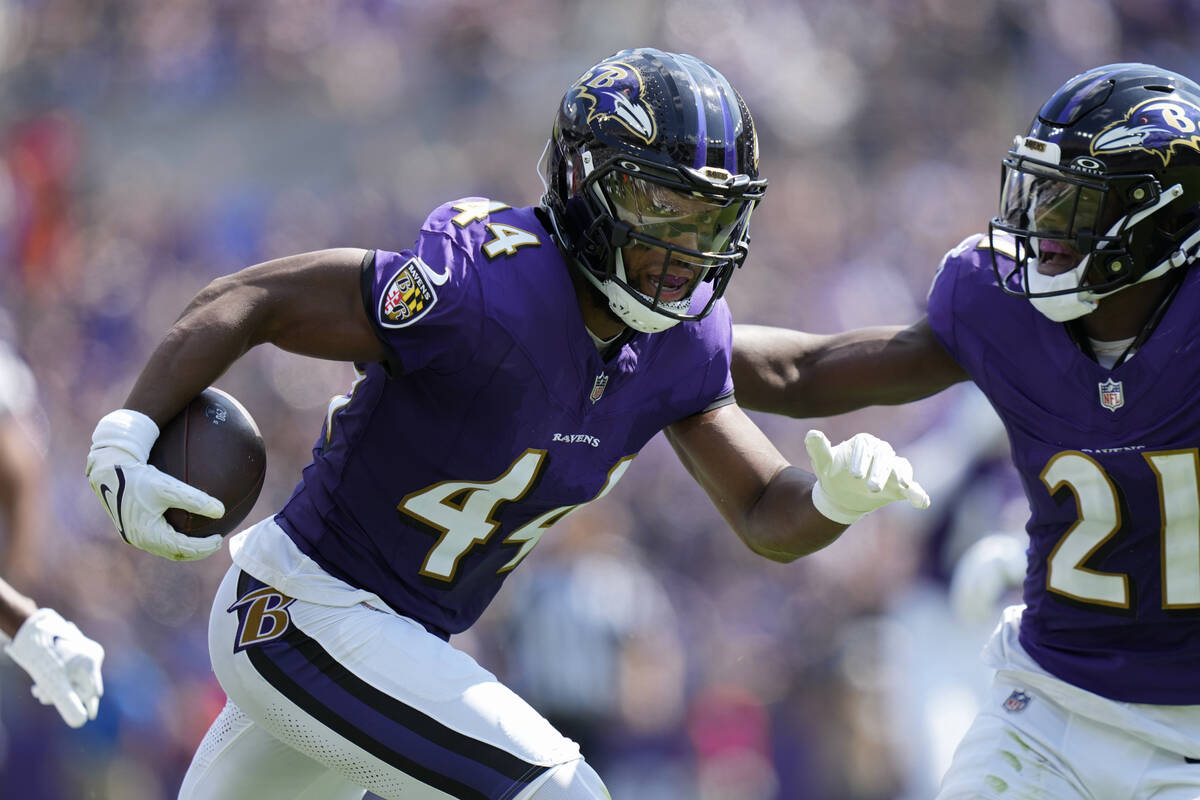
[928,232,1200,704]
[277,199,733,638]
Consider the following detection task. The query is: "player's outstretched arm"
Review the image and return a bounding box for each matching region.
[0,580,104,728]
[86,247,387,561]
[665,404,929,562]
[730,317,969,418]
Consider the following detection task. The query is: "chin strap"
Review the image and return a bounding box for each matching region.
[603,251,684,333]
[1087,219,1200,303]
[1150,221,1200,277]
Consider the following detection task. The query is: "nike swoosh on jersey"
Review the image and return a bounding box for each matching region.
[99,468,130,544]
[417,256,451,286]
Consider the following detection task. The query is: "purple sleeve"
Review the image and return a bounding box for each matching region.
[688,294,735,417]
[363,209,486,375]
[709,301,735,402]
[926,234,981,363]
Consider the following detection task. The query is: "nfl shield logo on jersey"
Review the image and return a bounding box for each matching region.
[1098,378,1124,412]
[1003,689,1032,713]
[590,373,609,404]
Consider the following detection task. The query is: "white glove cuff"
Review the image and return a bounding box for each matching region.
[5,607,60,656]
[91,409,161,464]
[811,482,864,526]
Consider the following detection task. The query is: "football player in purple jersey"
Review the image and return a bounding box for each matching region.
[83,49,928,800]
[733,63,1200,799]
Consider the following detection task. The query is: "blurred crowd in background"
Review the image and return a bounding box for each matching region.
[0,0,1196,797]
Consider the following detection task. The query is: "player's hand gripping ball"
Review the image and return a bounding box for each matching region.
[148,388,267,538]
[89,388,265,560]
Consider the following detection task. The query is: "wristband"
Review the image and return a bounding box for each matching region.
[810,482,864,525]
[90,409,161,464]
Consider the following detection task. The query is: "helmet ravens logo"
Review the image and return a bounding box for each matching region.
[569,62,657,145]
[1092,98,1200,165]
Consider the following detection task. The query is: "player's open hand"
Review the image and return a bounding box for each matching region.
[86,409,224,561]
[5,608,105,728]
[805,429,931,525]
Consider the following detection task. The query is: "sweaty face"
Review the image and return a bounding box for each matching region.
[600,172,752,304]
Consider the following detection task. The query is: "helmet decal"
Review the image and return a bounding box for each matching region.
[1069,156,1106,174]
[1092,98,1200,165]
[571,62,657,145]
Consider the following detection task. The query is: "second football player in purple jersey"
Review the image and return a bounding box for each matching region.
[733,63,1200,799]
[82,49,928,799]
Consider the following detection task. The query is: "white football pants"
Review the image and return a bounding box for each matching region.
[178,566,609,799]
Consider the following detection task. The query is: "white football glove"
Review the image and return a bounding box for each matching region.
[805,429,931,525]
[949,532,1028,625]
[85,409,225,561]
[4,608,105,728]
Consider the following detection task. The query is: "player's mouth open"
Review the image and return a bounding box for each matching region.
[648,272,691,302]
[1038,240,1081,274]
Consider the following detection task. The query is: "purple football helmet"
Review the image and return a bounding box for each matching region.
[541,48,766,332]
[989,63,1200,321]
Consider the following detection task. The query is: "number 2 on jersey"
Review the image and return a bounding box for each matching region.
[1041,449,1200,609]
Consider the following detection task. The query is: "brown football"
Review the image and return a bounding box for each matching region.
[148,387,267,538]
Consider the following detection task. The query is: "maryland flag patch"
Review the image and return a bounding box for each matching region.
[379,257,438,328]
